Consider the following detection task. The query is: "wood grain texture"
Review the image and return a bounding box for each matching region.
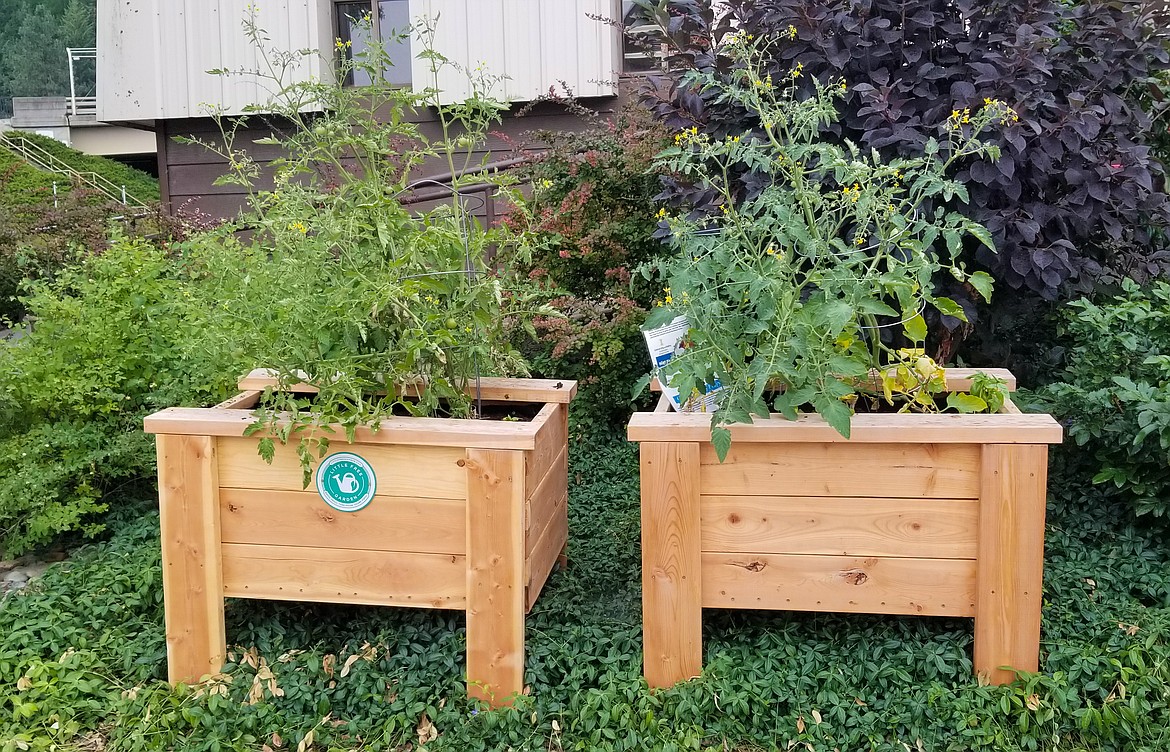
[652,369,1017,395]
[975,444,1049,685]
[157,435,226,685]
[465,449,527,706]
[699,443,983,499]
[701,553,976,617]
[640,442,703,688]
[524,491,568,612]
[213,390,262,410]
[220,544,465,609]
[216,437,466,499]
[526,447,568,540]
[219,489,466,555]
[146,407,542,450]
[525,403,568,498]
[237,369,578,403]
[628,411,1063,444]
[700,496,979,559]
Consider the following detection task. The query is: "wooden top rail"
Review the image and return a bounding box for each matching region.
[144,401,563,450]
[650,368,1018,395]
[628,409,1063,444]
[238,369,578,404]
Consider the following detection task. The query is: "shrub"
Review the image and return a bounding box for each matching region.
[503,105,672,430]
[1032,279,1170,518]
[0,235,247,555]
[635,0,1170,349]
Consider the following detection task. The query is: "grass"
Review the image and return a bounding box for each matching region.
[1,426,1169,751]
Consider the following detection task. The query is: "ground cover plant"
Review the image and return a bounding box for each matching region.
[3,426,1170,751]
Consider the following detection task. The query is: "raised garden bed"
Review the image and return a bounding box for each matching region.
[628,369,1062,688]
[144,371,576,706]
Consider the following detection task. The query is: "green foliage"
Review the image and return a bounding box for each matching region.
[501,104,672,432]
[0,236,248,554]
[1031,279,1170,518]
[10,132,160,203]
[0,133,162,322]
[641,38,1011,448]
[3,437,1170,750]
[189,13,540,474]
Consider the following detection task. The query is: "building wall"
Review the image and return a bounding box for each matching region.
[98,0,621,122]
[157,97,624,220]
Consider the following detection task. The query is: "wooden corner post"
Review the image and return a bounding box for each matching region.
[640,442,702,688]
[465,449,527,705]
[156,434,226,685]
[975,444,1049,684]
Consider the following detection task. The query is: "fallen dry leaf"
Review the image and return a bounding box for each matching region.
[796,716,805,734]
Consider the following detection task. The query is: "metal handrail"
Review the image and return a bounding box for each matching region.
[0,132,150,208]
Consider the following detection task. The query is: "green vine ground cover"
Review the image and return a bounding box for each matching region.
[2,429,1169,752]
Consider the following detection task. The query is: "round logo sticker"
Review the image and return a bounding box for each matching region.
[315,452,377,513]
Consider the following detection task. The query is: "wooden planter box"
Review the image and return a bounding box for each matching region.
[144,371,576,706]
[628,369,1062,688]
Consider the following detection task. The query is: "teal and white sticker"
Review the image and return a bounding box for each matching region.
[315,452,377,513]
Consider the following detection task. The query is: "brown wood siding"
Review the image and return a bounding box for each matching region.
[158,96,626,221]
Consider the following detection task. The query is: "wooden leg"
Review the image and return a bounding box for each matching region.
[466,449,526,707]
[556,543,569,571]
[640,442,702,688]
[157,435,226,685]
[975,444,1048,685]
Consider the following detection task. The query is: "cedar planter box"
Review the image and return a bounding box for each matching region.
[144,370,576,706]
[628,369,1062,688]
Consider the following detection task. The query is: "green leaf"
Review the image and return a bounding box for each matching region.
[966,221,996,252]
[947,393,988,413]
[815,397,852,439]
[711,426,732,462]
[631,374,652,401]
[968,272,994,302]
[857,299,899,317]
[903,312,928,343]
[933,297,968,322]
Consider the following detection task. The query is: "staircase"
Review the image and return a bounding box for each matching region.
[0,132,150,209]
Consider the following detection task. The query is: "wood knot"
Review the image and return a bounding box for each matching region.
[728,513,741,524]
[734,560,766,572]
[841,569,869,586]
[456,459,467,467]
[317,510,336,523]
[227,504,239,513]
[911,522,922,531]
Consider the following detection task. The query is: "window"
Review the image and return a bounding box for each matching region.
[622,0,663,73]
[335,0,412,87]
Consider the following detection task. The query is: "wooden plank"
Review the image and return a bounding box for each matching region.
[699,443,983,499]
[145,407,542,450]
[1001,398,1022,415]
[157,435,226,685]
[628,411,1063,445]
[975,445,1049,685]
[216,437,467,499]
[220,544,465,609]
[526,446,568,541]
[525,404,568,496]
[640,442,703,688]
[701,553,976,617]
[465,449,527,707]
[700,496,979,559]
[219,489,466,555]
[237,369,578,403]
[524,492,568,612]
[651,369,1017,395]
[213,390,261,410]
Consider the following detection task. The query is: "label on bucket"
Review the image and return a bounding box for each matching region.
[315,452,377,512]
